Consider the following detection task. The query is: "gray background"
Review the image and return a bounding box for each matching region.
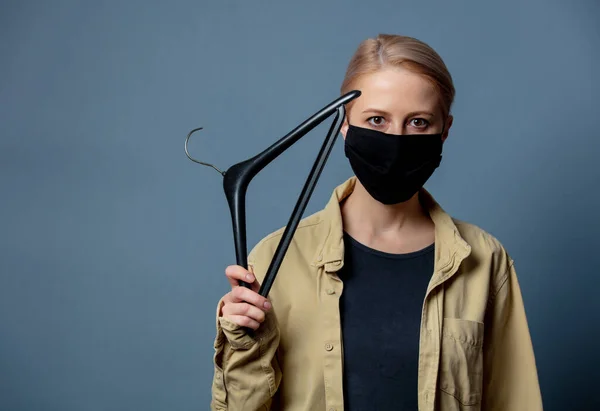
[1,0,599,410]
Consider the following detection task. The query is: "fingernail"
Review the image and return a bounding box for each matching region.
[246,273,254,281]
[263,301,272,310]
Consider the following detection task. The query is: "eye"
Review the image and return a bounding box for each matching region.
[367,116,386,127]
[409,118,430,129]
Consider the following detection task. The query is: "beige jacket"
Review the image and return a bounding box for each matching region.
[211,177,543,411]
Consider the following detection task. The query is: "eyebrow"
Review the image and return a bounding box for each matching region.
[362,109,435,118]
[362,108,393,116]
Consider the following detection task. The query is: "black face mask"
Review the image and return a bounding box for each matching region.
[344,124,444,205]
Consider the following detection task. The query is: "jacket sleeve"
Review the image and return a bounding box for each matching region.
[481,261,543,410]
[210,253,283,410]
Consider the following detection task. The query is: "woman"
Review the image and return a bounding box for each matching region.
[210,34,543,411]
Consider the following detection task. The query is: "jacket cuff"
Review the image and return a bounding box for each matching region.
[214,298,278,350]
[213,297,227,349]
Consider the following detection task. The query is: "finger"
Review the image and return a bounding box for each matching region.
[225,265,258,289]
[225,314,261,330]
[247,265,261,293]
[230,286,272,311]
[221,302,266,323]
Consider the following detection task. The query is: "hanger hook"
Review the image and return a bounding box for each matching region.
[185,127,226,176]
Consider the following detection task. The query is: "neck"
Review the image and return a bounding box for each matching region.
[341,180,435,253]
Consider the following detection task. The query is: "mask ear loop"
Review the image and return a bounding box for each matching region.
[440,114,449,139]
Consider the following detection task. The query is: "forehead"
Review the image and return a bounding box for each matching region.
[349,68,440,115]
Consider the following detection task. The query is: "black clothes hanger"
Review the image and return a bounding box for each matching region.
[185,90,361,297]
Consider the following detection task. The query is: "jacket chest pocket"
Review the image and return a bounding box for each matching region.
[438,318,484,410]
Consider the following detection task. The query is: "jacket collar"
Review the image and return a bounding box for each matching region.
[314,177,471,277]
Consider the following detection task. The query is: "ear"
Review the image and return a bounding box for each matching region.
[442,115,453,143]
[340,117,349,140]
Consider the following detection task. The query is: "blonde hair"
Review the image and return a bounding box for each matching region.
[341,34,455,119]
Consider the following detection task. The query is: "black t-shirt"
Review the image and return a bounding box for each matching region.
[338,231,434,411]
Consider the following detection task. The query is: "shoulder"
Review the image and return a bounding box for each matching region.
[453,219,507,255]
[248,207,329,267]
[453,218,515,283]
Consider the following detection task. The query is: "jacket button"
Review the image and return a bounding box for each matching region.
[325,343,333,351]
